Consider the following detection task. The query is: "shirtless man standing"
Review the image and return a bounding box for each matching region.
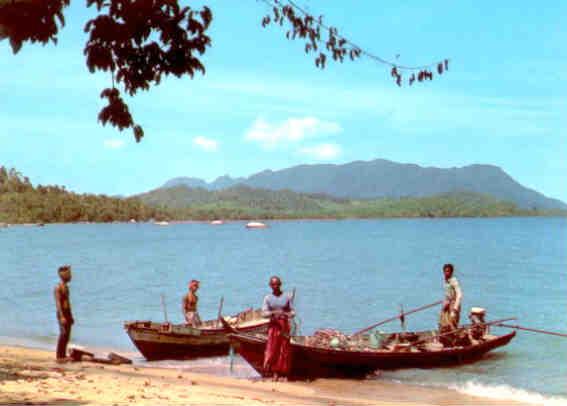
[183,279,201,327]
[54,265,74,362]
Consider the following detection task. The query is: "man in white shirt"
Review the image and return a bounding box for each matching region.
[439,263,462,333]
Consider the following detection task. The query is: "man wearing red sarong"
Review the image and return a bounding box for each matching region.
[261,276,295,381]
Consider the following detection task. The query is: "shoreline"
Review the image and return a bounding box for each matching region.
[0,344,534,405]
[1,215,566,227]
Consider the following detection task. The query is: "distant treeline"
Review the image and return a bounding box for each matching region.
[1,166,565,224]
[138,185,567,221]
[0,167,169,224]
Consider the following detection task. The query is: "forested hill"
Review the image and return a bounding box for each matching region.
[2,166,565,224]
[162,159,567,210]
[0,167,168,224]
[137,184,566,220]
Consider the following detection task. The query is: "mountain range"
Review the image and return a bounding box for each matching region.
[160,159,566,210]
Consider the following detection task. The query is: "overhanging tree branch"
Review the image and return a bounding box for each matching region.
[0,0,449,143]
[83,0,213,141]
[260,0,449,86]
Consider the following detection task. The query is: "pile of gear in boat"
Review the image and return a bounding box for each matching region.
[297,307,489,352]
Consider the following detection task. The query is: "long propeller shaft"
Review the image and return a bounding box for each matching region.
[497,323,567,338]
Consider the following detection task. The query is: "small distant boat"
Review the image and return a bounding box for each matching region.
[210,220,224,225]
[124,308,269,361]
[246,221,267,229]
[129,219,137,223]
[154,221,169,226]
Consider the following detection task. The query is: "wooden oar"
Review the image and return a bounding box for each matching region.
[217,296,224,320]
[496,323,567,338]
[290,288,298,335]
[399,304,406,332]
[160,293,169,323]
[351,300,443,337]
[220,317,238,373]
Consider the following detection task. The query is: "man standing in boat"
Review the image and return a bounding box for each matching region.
[262,276,295,381]
[183,279,201,327]
[54,265,74,362]
[439,263,463,334]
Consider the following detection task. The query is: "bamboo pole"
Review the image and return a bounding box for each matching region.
[160,293,168,323]
[497,323,567,338]
[217,296,224,320]
[351,300,443,337]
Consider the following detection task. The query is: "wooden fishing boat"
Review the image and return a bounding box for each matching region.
[124,308,269,361]
[228,328,516,380]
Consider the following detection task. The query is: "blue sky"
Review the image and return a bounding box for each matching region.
[1,0,566,201]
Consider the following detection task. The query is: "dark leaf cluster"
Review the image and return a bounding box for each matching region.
[0,0,70,54]
[406,60,449,87]
[98,88,145,142]
[84,0,213,140]
[98,87,133,129]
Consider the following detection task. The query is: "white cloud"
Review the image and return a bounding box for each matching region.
[203,73,565,139]
[244,117,342,149]
[298,143,342,160]
[193,136,218,152]
[103,139,125,149]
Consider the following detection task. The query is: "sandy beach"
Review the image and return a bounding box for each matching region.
[0,344,533,406]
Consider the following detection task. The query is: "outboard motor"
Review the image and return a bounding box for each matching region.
[469,307,488,339]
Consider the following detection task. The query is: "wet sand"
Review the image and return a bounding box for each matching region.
[0,345,531,405]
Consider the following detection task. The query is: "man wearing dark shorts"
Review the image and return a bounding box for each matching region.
[54,265,74,362]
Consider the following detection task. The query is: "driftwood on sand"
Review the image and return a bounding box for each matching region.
[69,348,132,365]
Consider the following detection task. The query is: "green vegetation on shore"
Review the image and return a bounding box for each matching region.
[138,185,567,220]
[1,166,565,224]
[0,167,169,224]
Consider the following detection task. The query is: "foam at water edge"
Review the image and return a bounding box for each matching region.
[449,381,567,406]
[135,356,260,379]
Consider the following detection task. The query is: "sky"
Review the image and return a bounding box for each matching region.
[0,0,566,201]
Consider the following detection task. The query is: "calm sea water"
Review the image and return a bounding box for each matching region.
[1,218,566,403]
